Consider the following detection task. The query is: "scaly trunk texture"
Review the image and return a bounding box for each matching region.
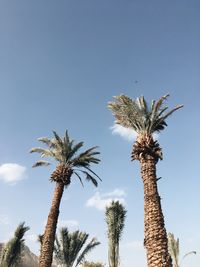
[140,157,172,267]
[39,182,64,267]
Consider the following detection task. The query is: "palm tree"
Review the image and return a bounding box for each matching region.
[108,94,183,267]
[105,201,126,267]
[30,130,101,267]
[168,232,196,267]
[0,222,29,267]
[54,227,100,267]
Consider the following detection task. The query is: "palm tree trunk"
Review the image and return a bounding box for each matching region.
[108,242,118,267]
[140,157,172,267]
[39,182,64,267]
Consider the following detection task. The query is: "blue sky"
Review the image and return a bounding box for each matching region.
[0,0,199,266]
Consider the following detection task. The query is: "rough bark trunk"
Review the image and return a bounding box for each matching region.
[140,157,172,267]
[39,182,64,267]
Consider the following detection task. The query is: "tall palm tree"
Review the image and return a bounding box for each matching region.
[54,227,100,267]
[168,232,196,267]
[108,94,183,267]
[0,222,29,267]
[105,201,126,267]
[30,130,101,267]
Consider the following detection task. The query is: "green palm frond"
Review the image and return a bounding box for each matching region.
[74,171,84,187]
[108,94,183,135]
[32,160,51,168]
[72,147,100,167]
[30,148,54,158]
[75,238,101,267]
[14,222,30,240]
[37,137,54,148]
[81,171,98,187]
[67,142,84,161]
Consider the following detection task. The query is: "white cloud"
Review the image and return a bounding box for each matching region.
[110,124,137,142]
[103,188,126,198]
[110,123,159,142]
[0,214,10,225]
[0,163,27,184]
[86,189,126,211]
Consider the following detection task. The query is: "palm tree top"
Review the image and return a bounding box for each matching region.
[30,130,101,187]
[168,232,197,267]
[54,227,100,267]
[108,94,183,135]
[0,222,29,267]
[105,200,127,242]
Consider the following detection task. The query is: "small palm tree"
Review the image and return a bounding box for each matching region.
[168,232,196,267]
[108,94,183,267]
[54,228,100,267]
[30,130,101,267]
[105,201,126,267]
[0,222,29,267]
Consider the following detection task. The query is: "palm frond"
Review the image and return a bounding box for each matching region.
[75,238,100,267]
[151,94,169,118]
[68,141,84,160]
[81,171,98,187]
[37,137,54,148]
[82,166,102,181]
[30,147,54,158]
[32,160,51,168]
[30,147,46,154]
[53,131,64,148]
[72,147,100,167]
[74,171,84,187]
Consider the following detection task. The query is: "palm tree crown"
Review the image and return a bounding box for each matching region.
[30,130,101,187]
[108,94,183,135]
[108,94,183,162]
[54,228,100,267]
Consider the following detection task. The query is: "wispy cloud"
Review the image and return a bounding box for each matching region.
[0,214,10,225]
[103,188,126,198]
[110,124,137,142]
[86,188,126,211]
[0,163,27,184]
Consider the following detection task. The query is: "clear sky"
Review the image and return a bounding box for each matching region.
[0,1,199,266]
